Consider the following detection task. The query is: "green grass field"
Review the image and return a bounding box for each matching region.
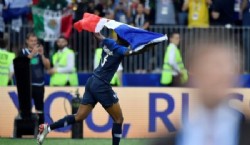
[0,138,154,145]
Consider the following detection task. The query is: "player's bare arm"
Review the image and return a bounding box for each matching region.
[93,33,105,41]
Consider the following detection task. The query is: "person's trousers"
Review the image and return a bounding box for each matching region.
[32,85,45,124]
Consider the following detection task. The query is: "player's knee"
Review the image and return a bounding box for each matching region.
[74,113,85,122]
[114,116,124,124]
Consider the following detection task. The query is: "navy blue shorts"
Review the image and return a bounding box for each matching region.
[81,76,119,108]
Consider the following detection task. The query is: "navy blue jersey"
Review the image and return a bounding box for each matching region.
[93,38,128,84]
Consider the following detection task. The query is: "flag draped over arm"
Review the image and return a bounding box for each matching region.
[74,13,167,52]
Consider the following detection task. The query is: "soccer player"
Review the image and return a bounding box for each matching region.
[37,32,146,145]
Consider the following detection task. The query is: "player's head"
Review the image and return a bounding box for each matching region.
[169,32,180,46]
[56,36,68,49]
[26,33,38,50]
[188,40,241,108]
[116,34,130,47]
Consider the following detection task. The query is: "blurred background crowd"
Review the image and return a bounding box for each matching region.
[0,0,249,29]
[0,0,250,29]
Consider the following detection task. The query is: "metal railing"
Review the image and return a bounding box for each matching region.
[4,25,250,73]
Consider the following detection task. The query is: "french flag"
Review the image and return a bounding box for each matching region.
[74,13,167,52]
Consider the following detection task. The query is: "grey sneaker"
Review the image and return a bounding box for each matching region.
[37,124,49,145]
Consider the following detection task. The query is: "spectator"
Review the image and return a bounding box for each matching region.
[48,36,78,86]
[174,0,187,25]
[37,0,68,11]
[94,3,105,17]
[160,32,188,86]
[3,0,32,31]
[86,0,95,13]
[0,37,15,86]
[18,33,50,124]
[132,3,149,29]
[0,0,6,38]
[128,0,139,19]
[143,0,151,15]
[182,0,210,28]
[211,0,235,26]
[114,0,128,23]
[104,0,115,19]
[241,0,250,72]
[155,0,176,25]
[74,0,88,22]
[152,41,250,145]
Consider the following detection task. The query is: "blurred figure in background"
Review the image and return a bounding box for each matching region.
[114,0,128,23]
[178,42,243,145]
[0,37,15,86]
[153,40,250,145]
[0,0,6,39]
[128,0,139,20]
[174,0,187,25]
[160,32,188,86]
[3,0,32,32]
[182,0,211,28]
[104,0,115,19]
[241,0,250,72]
[48,36,78,86]
[18,33,50,124]
[74,0,89,22]
[155,0,176,25]
[37,0,68,11]
[211,0,235,26]
[132,3,150,29]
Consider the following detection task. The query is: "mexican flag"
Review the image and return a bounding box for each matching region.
[32,6,72,41]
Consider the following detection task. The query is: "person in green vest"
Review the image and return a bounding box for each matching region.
[94,47,123,86]
[161,32,188,86]
[0,38,15,86]
[48,36,78,86]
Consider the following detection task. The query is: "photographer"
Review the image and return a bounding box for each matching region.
[18,33,50,124]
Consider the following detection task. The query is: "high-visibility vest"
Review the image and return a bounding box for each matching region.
[94,48,121,86]
[50,48,78,86]
[0,49,15,86]
[160,44,188,85]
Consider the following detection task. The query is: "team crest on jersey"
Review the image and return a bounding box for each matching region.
[103,46,113,55]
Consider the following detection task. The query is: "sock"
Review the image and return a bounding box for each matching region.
[112,123,122,145]
[49,115,76,130]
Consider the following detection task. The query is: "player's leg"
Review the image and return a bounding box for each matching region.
[37,104,93,144]
[37,79,97,145]
[105,102,124,145]
[49,104,93,130]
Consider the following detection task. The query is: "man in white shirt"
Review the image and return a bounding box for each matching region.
[48,36,78,86]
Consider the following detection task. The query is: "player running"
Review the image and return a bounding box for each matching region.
[37,32,151,145]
